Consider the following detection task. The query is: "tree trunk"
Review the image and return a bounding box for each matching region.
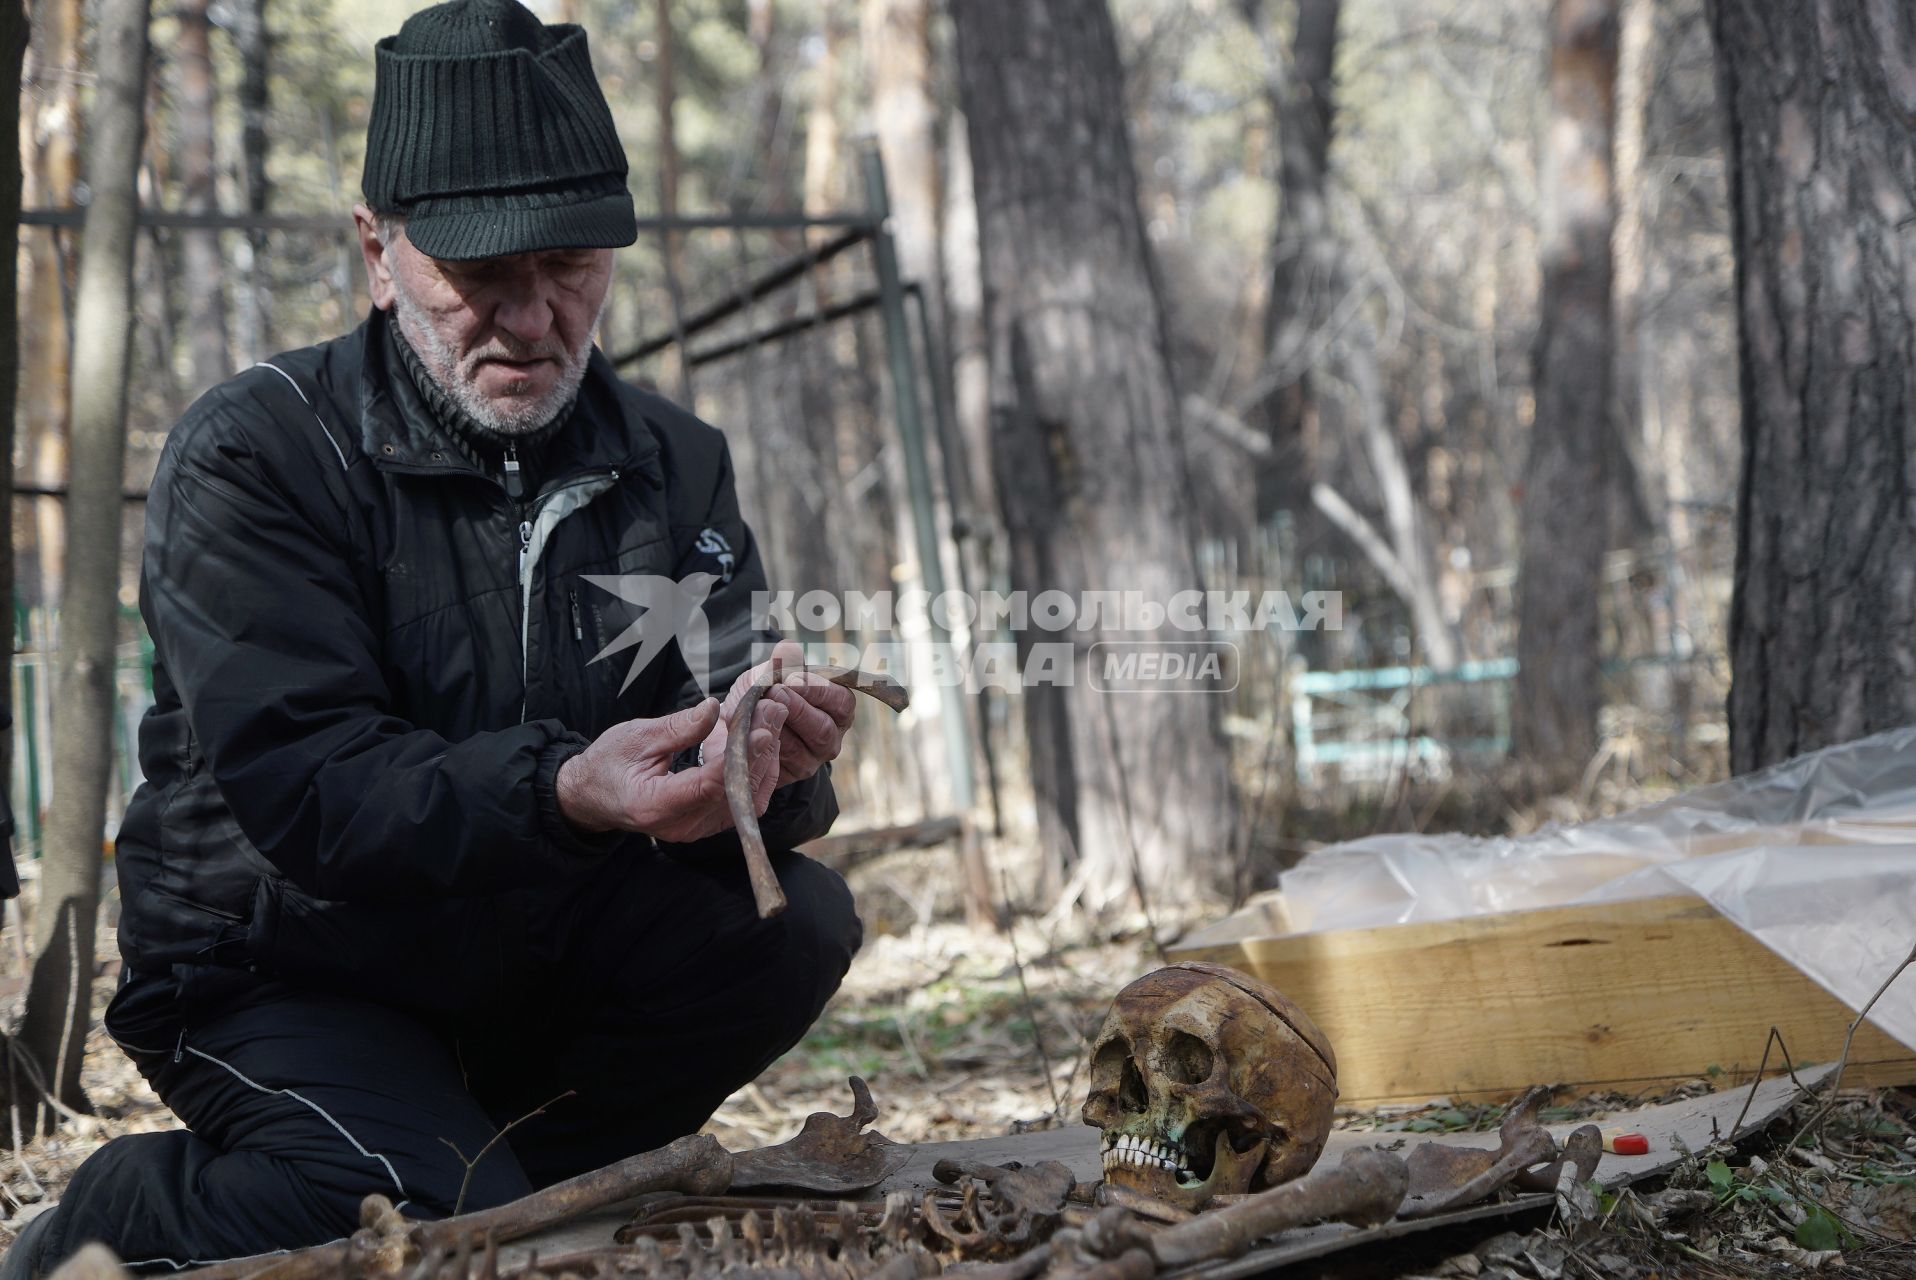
[1608,0,1654,550]
[862,0,941,324]
[654,0,693,403]
[1249,0,1340,522]
[19,0,81,612]
[862,0,964,586]
[0,0,30,952]
[734,0,803,592]
[941,114,995,529]
[951,0,1235,907]
[862,0,1000,922]
[802,4,846,215]
[175,0,229,394]
[1512,0,1617,787]
[1322,332,1460,672]
[18,0,152,1121]
[0,0,22,686]
[229,0,270,362]
[1710,0,1916,771]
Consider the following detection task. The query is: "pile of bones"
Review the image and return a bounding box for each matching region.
[59,963,1604,1280]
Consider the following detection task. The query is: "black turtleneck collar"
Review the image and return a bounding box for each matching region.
[386,315,580,499]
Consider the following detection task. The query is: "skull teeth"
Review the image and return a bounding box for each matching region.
[1099,1134,1192,1178]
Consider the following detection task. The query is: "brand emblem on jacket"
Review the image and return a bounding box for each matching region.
[693,526,736,586]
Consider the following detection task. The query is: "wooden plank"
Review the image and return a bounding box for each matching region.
[1170,895,1916,1106]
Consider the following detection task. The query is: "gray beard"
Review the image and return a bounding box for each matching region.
[388,280,601,438]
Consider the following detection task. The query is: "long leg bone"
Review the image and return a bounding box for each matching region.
[175,1135,734,1280]
[1400,1086,1600,1218]
[987,1148,1409,1280]
[726,662,910,919]
[1144,1146,1408,1267]
[179,1079,895,1279]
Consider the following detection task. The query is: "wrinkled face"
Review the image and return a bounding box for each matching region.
[354,204,613,436]
[1082,963,1337,1209]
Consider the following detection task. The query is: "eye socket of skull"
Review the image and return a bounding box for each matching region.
[1084,1035,1147,1129]
[1163,1030,1215,1085]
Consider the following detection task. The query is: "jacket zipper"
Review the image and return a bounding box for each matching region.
[569,587,584,641]
[503,441,525,501]
[515,468,623,722]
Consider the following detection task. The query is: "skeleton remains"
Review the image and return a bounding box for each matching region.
[122,969,1601,1280]
[1082,962,1338,1210]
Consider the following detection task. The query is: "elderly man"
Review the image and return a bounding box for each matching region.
[4,0,862,1272]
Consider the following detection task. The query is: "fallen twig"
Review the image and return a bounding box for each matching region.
[438,1090,575,1217]
[1001,873,1063,1122]
[1724,1025,1807,1142]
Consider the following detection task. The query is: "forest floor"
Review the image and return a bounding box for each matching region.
[0,769,1910,1275]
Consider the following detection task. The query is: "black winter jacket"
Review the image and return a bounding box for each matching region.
[115,309,837,1008]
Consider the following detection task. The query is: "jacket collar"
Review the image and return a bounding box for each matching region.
[355,307,661,493]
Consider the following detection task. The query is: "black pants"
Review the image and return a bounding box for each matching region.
[26,848,859,1272]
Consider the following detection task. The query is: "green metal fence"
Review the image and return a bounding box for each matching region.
[10,601,156,860]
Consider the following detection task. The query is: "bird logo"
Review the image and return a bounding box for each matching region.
[580,571,720,695]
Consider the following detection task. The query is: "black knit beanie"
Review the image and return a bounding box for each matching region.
[362,0,637,262]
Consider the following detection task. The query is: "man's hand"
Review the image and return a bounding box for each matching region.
[717,640,857,787]
[556,696,786,842]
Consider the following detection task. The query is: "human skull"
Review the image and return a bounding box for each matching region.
[1082,962,1337,1209]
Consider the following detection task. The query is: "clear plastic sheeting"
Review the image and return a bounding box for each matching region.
[1269,725,1916,1051]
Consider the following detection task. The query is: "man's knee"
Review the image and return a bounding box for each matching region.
[772,852,862,1006]
[23,1129,365,1273]
[709,854,859,1056]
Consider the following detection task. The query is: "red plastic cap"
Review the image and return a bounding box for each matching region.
[1604,1132,1649,1156]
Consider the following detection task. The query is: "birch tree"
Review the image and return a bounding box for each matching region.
[18,0,152,1119]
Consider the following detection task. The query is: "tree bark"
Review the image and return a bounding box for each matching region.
[19,0,152,1120]
[1608,0,1654,550]
[1249,0,1340,522]
[0,0,30,938]
[862,0,1000,921]
[801,4,846,215]
[175,0,229,394]
[229,0,270,362]
[19,0,81,611]
[951,0,1235,906]
[1709,0,1916,771]
[862,0,942,325]
[1512,0,1617,786]
[1329,333,1459,672]
[744,0,790,221]
[941,113,995,528]
[654,0,693,403]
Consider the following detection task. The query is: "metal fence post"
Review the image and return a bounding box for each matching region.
[860,143,995,919]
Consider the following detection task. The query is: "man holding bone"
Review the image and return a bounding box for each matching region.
[6,1,861,1271]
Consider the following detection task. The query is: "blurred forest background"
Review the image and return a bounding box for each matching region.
[3,0,1752,912]
[3,0,1913,1050]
